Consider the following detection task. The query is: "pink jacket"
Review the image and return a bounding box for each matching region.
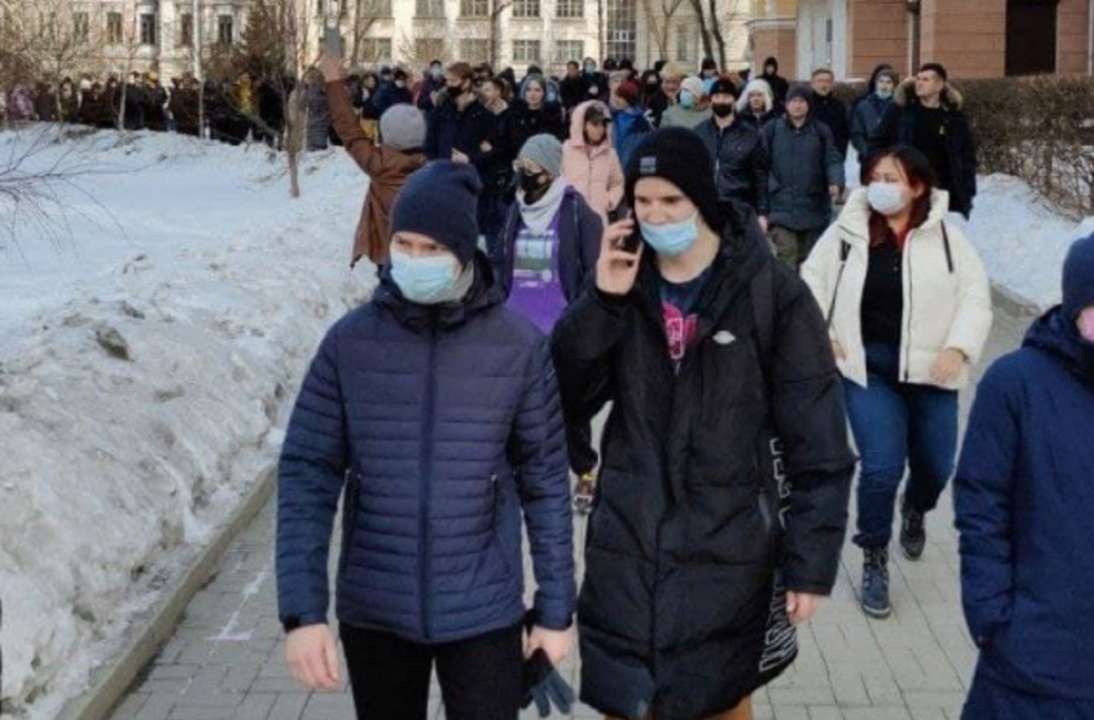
[562,100,624,223]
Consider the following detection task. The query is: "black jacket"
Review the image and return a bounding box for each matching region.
[503,100,566,156]
[426,95,494,173]
[551,212,854,720]
[810,93,849,158]
[868,79,977,218]
[559,75,586,111]
[695,116,770,215]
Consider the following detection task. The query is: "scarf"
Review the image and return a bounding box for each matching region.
[518,178,569,235]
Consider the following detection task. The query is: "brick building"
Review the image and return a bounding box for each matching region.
[748,0,1094,81]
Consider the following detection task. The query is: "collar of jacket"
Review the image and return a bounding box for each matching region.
[836,186,952,243]
[374,252,503,332]
[1025,307,1094,389]
[894,77,964,112]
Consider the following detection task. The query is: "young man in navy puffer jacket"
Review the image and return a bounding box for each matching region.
[276,160,576,720]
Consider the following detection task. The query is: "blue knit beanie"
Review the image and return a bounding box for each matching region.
[1064,231,1094,320]
[390,161,482,265]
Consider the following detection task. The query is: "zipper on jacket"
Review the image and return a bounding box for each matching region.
[903,236,914,382]
[419,324,439,640]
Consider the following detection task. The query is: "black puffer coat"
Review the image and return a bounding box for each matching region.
[551,212,854,719]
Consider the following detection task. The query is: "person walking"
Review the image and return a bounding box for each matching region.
[801,145,992,620]
[478,77,518,249]
[425,62,493,174]
[659,76,711,130]
[762,84,845,269]
[760,57,789,110]
[954,232,1094,720]
[552,127,854,720]
[608,79,651,168]
[276,160,576,720]
[695,78,769,224]
[850,66,897,159]
[869,63,977,219]
[504,74,566,154]
[561,100,624,225]
[809,68,849,159]
[737,78,777,131]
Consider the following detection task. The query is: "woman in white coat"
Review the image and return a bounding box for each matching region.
[802,145,992,620]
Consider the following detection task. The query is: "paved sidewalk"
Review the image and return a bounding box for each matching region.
[106,308,1031,720]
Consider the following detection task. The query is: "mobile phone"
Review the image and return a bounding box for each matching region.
[322,27,345,59]
[617,207,642,253]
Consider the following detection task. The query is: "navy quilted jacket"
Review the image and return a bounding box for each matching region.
[276,257,575,642]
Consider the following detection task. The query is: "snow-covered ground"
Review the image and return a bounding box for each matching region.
[0,126,376,720]
[0,128,1085,720]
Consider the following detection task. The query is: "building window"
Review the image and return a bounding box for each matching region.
[675,23,691,62]
[316,0,324,15]
[340,0,350,17]
[178,13,193,47]
[217,14,233,45]
[460,0,488,17]
[513,39,541,63]
[73,11,90,43]
[361,37,392,61]
[556,0,583,18]
[415,0,446,17]
[360,0,393,17]
[415,37,446,60]
[553,39,583,62]
[459,38,489,62]
[106,11,122,44]
[605,0,635,61]
[138,12,156,45]
[513,0,540,17]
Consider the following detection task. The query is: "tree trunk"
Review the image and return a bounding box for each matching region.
[285,84,306,198]
[351,0,361,65]
[117,84,127,131]
[707,0,726,68]
[597,0,605,62]
[689,0,714,64]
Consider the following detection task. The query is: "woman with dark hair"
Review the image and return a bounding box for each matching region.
[802,146,992,620]
[504,74,566,155]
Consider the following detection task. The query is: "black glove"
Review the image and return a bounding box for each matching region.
[521,648,575,717]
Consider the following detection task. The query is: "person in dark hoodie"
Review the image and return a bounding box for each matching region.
[416,59,445,113]
[551,127,854,720]
[425,62,494,181]
[760,56,789,110]
[869,62,976,219]
[809,68,849,159]
[373,67,413,116]
[276,159,576,720]
[955,232,1094,720]
[850,65,898,158]
[559,61,586,112]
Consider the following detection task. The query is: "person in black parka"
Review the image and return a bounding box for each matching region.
[551,128,854,720]
[809,68,849,159]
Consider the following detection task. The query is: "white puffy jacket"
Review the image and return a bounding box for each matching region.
[801,187,993,390]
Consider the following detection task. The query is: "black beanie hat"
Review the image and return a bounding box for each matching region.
[786,83,812,105]
[1063,231,1094,320]
[709,78,739,100]
[624,128,721,231]
[390,161,482,265]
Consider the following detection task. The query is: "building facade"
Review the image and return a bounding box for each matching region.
[749,0,1094,82]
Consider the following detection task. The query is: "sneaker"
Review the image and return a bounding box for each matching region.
[900,495,927,561]
[573,472,596,515]
[861,547,892,619]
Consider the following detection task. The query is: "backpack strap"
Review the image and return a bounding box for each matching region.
[825,240,852,328]
[941,221,954,274]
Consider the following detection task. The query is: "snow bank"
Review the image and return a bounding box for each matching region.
[0,127,376,719]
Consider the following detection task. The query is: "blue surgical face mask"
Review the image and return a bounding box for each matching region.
[867,181,906,216]
[679,89,695,109]
[640,212,699,257]
[389,249,459,304]
[876,88,893,100]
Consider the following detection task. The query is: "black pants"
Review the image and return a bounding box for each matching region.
[340,622,523,720]
[566,421,598,476]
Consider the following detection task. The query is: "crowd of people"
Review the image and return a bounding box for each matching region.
[269,48,1094,720]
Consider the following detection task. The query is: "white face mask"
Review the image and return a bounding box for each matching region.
[867,181,907,216]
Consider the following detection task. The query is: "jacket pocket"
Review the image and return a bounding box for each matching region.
[491,472,520,582]
[338,471,361,575]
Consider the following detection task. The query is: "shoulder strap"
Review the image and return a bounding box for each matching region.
[825,240,852,328]
[941,221,954,274]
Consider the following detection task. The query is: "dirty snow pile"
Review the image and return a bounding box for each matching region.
[0,126,375,719]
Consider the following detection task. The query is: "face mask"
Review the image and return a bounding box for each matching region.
[584,64,596,74]
[1079,307,1094,343]
[867,181,907,216]
[877,89,893,100]
[711,103,733,118]
[679,90,695,109]
[389,249,459,304]
[430,67,443,80]
[518,170,546,196]
[640,212,699,257]
[395,80,406,89]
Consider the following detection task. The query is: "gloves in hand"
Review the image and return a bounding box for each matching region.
[521,648,575,717]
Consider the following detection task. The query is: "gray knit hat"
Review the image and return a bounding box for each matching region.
[379,103,426,151]
[518,134,563,177]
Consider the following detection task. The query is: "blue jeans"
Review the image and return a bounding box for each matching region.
[843,342,958,550]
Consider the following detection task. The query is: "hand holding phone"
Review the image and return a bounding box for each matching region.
[597,217,643,296]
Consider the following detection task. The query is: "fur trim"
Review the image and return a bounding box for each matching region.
[894,77,964,111]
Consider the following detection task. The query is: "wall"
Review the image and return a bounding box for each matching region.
[1057,0,1091,75]
[846,0,906,79]
[919,0,1005,79]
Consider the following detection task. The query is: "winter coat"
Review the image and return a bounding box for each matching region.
[34,87,57,122]
[491,185,603,301]
[425,95,494,176]
[415,75,444,113]
[955,308,1094,702]
[123,83,146,130]
[810,93,849,159]
[739,109,779,131]
[169,88,201,135]
[762,117,845,231]
[561,101,625,223]
[610,106,651,168]
[659,103,712,130]
[869,79,977,218]
[695,115,770,215]
[327,80,426,267]
[849,93,891,158]
[373,82,413,117]
[503,100,566,156]
[144,85,168,131]
[8,87,35,122]
[760,72,789,109]
[305,82,331,150]
[551,210,854,720]
[276,256,576,642]
[801,187,993,390]
[559,75,586,111]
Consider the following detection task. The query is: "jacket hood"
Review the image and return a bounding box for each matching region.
[568,99,614,150]
[374,251,504,331]
[894,77,964,111]
[1024,306,1094,388]
[836,186,952,242]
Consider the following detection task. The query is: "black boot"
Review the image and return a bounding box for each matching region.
[900,494,926,561]
[861,547,892,619]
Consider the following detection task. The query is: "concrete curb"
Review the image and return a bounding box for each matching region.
[56,465,277,720]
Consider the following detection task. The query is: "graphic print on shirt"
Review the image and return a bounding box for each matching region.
[662,300,700,367]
